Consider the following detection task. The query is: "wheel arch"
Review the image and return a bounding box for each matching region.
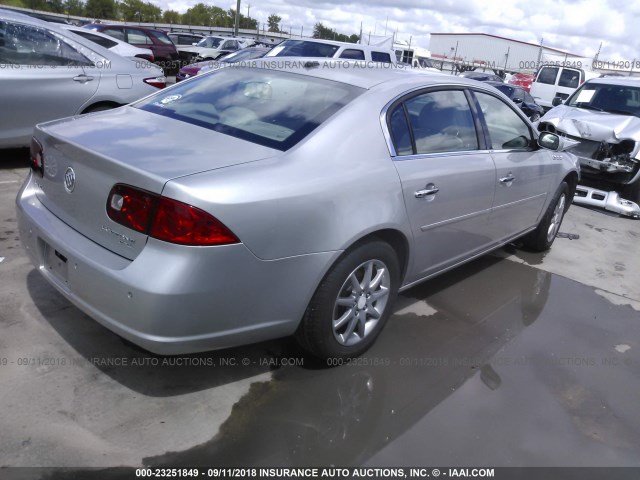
[563,171,579,211]
[342,228,411,284]
[81,101,123,114]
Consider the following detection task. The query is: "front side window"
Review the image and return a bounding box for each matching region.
[474,91,533,150]
[537,66,559,85]
[0,20,92,66]
[136,68,363,151]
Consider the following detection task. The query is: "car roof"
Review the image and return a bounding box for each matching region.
[244,58,476,90]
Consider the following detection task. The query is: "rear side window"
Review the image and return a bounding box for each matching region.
[72,30,118,49]
[558,69,580,88]
[537,67,559,85]
[101,27,125,41]
[149,30,174,45]
[340,49,365,60]
[388,106,413,156]
[372,51,392,63]
[127,28,153,45]
[267,40,340,58]
[136,68,363,151]
[388,90,479,155]
[474,91,533,150]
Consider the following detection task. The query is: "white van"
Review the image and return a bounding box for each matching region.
[530,65,598,109]
[266,38,397,64]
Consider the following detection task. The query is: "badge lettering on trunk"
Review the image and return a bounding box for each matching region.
[64,167,76,193]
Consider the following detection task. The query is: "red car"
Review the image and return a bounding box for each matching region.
[83,24,179,73]
[508,73,534,92]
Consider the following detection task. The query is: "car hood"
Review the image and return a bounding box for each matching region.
[541,105,640,143]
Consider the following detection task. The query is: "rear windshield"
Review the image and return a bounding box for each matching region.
[149,30,173,45]
[266,40,340,58]
[566,83,640,117]
[135,67,363,150]
[197,37,223,48]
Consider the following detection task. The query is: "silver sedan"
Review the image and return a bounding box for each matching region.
[16,59,579,359]
[0,9,165,148]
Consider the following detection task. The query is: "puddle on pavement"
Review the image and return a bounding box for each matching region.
[140,256,640,467]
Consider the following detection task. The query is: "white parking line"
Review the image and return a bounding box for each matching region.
[0,180,19,184]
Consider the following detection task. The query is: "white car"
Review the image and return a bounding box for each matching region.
[0,9,166,148]
[178,36,246,61]
[62,25,154,62]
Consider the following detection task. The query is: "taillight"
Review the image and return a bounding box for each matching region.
[144,76,166,89]
[30,137,43,176]
[106,184,239,246]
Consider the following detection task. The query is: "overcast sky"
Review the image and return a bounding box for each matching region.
[159,0,633,61]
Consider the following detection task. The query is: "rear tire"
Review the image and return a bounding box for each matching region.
[522,181,569,252]
[296,240,400,360]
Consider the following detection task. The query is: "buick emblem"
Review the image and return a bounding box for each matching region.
[64,167,76,193]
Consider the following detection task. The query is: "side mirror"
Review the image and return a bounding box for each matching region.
[513,97,523,104]
[192,42,197,46]
[538,132,560,151]
[552,96,563,107]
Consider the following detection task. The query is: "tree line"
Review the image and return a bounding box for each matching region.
[1,0,360,42]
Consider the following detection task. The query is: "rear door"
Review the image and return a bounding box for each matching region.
[0,19,100,148]
[388,88,496,283]
[471,90,555,240]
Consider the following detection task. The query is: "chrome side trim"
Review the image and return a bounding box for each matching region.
[419,208,491,232]
[492,193,548,211]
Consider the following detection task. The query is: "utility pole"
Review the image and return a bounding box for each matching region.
[234,0,240,36]
[384,16,388,36]
[536,37,544,69]
[246,3,250,19]
[504,46,510,72]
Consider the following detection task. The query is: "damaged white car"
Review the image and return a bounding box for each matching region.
[539,77,640,218]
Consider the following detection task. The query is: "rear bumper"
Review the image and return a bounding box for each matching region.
[16,174,337,354]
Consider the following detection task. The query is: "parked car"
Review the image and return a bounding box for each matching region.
[176,46,270,81]
[509,72,535,92]
[82,23,178,73]
[485,81,545,121]
[459,70,503,82]
[178,35,246,62]
[62,25,154,62]
[539,77,640,208]
[530,65,598,109]
[167,31,203,47]
[0,9,165,149]
[265,38,397,64]
[17,59,578,359]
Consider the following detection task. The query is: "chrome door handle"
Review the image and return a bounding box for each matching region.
[414,185,440,198]
[73,75,94,83]
[499,174,515,184]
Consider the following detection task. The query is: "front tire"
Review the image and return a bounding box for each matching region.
[296,241,400,360]
[522,181,569,252]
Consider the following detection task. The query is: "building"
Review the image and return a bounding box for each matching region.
[429,33,586,74]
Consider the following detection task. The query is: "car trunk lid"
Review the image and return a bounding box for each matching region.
[34,106,277,260]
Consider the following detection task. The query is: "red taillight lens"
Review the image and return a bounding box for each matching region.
[106,184,156,233]
[144,76,166,89]
[106,184,239,246]
[30,137,43,176]
[151,197,239,246]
